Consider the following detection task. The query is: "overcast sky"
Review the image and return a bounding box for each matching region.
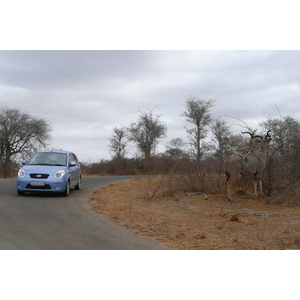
[0,50,300,162]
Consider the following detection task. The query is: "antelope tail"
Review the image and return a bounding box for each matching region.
[225,171,230,184]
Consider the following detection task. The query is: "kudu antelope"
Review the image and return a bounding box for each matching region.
[224,130,271,202]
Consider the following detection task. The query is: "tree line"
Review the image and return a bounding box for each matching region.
[109,96,218,162]
[107,96,264,165]
[2,99,300,200]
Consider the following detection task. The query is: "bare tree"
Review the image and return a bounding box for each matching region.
[109,126,128,159]
[182,96,216,162]
[128,109,167,161]
[165,138,187,159]
[211,119,232,163]
[0,107,51,177]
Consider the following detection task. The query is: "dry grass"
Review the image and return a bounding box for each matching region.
[88,176,300,250]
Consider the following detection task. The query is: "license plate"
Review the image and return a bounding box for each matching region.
[30,181,46,186]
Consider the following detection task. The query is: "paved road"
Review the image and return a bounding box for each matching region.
[0,176,167,250]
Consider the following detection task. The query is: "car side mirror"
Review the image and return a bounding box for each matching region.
[21,160,27,165]
[69,161,77,167]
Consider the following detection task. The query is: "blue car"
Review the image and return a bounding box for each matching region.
[16,150,82,196]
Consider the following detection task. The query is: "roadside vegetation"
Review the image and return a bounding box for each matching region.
[82,97,300,204]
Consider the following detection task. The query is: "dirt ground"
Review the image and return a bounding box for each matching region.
[88,176,300,250]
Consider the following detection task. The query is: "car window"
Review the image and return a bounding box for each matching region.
[68,153,80,167]
[53,154,67,166]
[28,153,67,166]
[73,153,79,163]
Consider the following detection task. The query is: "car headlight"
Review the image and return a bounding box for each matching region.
[54,170,65,179]
[18,169,26,178]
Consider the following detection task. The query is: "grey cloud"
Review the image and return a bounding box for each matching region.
[0,51,159,90]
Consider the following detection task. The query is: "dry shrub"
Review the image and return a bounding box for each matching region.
[174,159,224,194]
[265,192,300,207]
[135,175,183,199]
[136,172,224,200]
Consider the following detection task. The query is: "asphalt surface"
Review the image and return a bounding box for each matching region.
[0,176,167,250]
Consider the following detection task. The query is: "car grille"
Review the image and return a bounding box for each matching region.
[30,173,49,179]
[26,184,51,189]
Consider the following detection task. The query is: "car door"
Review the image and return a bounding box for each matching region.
[72,153,81,183]
[68,153,80,187]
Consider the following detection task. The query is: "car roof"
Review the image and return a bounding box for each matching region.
[33,150,73,155]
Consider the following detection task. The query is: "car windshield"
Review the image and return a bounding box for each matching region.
[27,153,67,166]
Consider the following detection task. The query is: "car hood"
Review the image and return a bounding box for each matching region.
[22,165,67,175]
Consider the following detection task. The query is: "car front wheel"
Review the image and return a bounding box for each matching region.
[62,180,70,196]
[75,176,82,190]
